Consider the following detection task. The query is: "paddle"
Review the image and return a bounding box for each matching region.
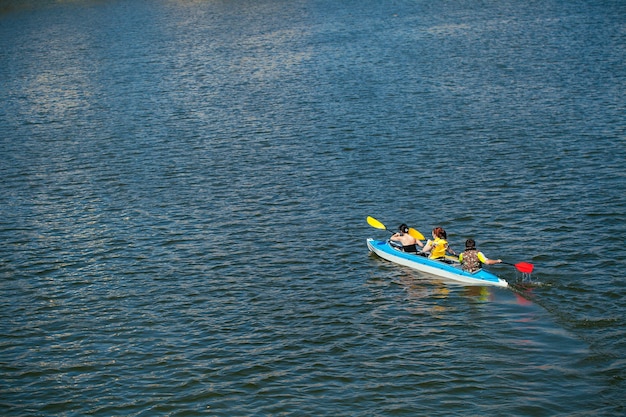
[366,216,425,240]
[408,227,425,241]
[502,261,534,274]
[366,216,394,234]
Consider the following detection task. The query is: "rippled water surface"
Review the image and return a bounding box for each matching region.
[1,0,625,415]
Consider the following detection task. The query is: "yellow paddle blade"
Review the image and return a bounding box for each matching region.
[408,228,425,240]
[366,216,387,230]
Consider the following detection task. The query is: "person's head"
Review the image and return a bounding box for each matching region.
[398,223,409,234]
[432,227,447,239]
[465,239,476,250]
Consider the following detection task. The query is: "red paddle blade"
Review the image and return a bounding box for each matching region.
[515,262,534,274]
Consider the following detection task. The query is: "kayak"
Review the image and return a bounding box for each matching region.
[367,238,508,288]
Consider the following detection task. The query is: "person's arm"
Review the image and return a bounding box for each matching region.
[422,240,433,252]
[390,232,406,245]
[478,251,501,265]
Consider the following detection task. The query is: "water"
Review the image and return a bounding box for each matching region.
[1,0,625,415]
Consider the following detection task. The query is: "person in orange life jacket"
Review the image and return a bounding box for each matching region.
[390,223,424,253]
[459,239,502,273]
[421,227,455,259]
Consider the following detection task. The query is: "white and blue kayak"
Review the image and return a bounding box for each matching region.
[367,238,508,288]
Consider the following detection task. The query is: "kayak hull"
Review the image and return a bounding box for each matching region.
[367,238,508,288]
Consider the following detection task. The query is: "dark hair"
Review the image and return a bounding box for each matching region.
[433,227,447,239]
[399,223,409,234]
[465,239,476,250]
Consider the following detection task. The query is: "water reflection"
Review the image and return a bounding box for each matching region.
[463,285,492,302]
[382,269,542,315]
[393,271,494,302]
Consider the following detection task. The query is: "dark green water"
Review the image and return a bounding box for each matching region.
[1,0,625,415]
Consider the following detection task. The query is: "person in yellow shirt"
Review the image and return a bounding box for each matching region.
[422,227,455,260]
[459,239,502,273]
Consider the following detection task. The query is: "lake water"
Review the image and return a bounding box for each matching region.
[1,0,625,415]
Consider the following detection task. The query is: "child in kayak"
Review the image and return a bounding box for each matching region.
[422,227,456,260]
[390,223,424,253]
[459,239,502,273]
